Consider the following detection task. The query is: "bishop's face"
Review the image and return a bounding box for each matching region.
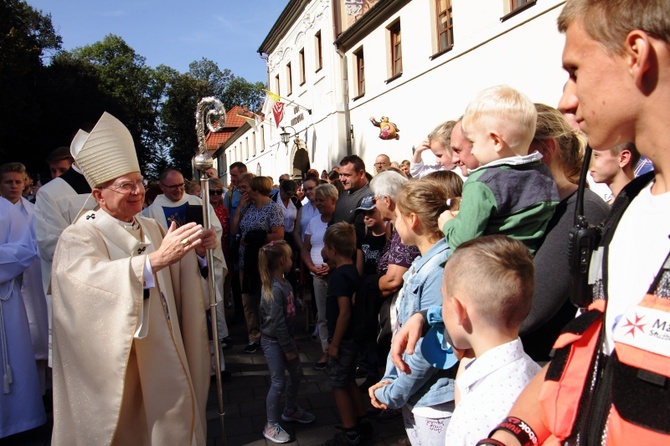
[95,172,145,222]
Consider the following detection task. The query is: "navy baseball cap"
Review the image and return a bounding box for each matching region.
[355,194,376,212]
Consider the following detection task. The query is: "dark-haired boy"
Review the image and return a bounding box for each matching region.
[323,222,371,445]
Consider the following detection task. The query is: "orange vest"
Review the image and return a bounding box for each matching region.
[539,269,670,445]
[538,173,670,445]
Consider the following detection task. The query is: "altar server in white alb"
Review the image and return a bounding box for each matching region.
[0,163,49,390]
[51,112,215,445]
[0,197,46,438]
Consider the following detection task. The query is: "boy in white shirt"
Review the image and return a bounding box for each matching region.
[439,235,541,445]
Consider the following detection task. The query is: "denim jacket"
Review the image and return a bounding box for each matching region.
[375,238,454,408]
[396,238,449,327]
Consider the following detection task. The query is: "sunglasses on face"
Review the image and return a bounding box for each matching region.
[211,189,224,195]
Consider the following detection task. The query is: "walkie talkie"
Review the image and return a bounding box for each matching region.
[567,145,602,308]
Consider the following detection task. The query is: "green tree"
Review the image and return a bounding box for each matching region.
[188,58,232,99]
[160,59,265,175]
[1,9,267,180]
[66,35,158,169]
[161,71,208,176]
[142,64,179,180]
[0,0,61,165]
[222,77,265,113]
[188,58,264,112]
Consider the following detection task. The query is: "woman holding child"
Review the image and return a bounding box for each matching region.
[520,104,609,360]
[369,177,462,445]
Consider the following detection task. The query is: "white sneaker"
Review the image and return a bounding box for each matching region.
[263,423,291,444]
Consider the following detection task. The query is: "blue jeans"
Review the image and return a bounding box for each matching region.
[261,336,304,423]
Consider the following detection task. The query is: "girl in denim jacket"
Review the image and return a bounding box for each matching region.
[369,176,462,445]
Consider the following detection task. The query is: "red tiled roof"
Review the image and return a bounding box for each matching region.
[224,106,247,128]
[204,105,247,152]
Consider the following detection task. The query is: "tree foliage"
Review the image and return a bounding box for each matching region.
[222,77,265,113]
[161,71,208,176]
[0,0,61,164]
[0,1,265,182]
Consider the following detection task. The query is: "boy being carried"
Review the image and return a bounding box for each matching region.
[439,235,541,444]
[323,222,371,445]
[439,85,559,254]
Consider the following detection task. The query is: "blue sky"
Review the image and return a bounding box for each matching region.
[26,0,289,83]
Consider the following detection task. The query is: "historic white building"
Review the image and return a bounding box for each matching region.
[216,0,569,182]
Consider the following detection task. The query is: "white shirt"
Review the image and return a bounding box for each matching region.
[445,339,540,446]
[305,215,328,270]
[275,193,297,233]
[410,159,443,178]
[605,181,670,352]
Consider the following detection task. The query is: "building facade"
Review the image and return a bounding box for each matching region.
[217,0,568,182]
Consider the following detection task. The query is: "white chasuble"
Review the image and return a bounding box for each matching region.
[51,209,209,445]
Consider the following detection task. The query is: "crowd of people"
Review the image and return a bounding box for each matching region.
[1,0,669,444]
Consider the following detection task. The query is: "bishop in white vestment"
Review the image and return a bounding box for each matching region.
[51,113,214,445]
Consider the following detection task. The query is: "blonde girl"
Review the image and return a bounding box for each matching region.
[258,240,315,443]
[369,178,462,445]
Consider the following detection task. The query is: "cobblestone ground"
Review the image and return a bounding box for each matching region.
[207,303,408,445]
[3,301,407,446]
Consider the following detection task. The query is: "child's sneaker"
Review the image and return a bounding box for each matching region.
[325,429,361,445]
[243,341,260,353]
[263,423,291,444]
[281,407,315,424]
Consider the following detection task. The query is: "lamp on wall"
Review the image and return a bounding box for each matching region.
[279,126,296,153]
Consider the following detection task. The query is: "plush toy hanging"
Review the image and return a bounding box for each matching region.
[370,116,400,140]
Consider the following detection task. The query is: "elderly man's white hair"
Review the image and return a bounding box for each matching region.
[370,170,409,200]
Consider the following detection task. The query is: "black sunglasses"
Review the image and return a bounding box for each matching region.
[211,189,224,195]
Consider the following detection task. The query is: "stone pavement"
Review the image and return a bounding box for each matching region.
[206,308,408,445]
[3,307,407,446]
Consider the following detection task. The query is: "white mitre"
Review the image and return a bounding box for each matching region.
[74,112,140,188]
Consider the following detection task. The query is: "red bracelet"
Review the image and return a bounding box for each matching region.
[488,416,538,446]
[476,439,507,446]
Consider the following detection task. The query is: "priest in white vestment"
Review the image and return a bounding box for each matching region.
[143,168,229,358]
[34,136,97,366]
[51,112,214,445]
